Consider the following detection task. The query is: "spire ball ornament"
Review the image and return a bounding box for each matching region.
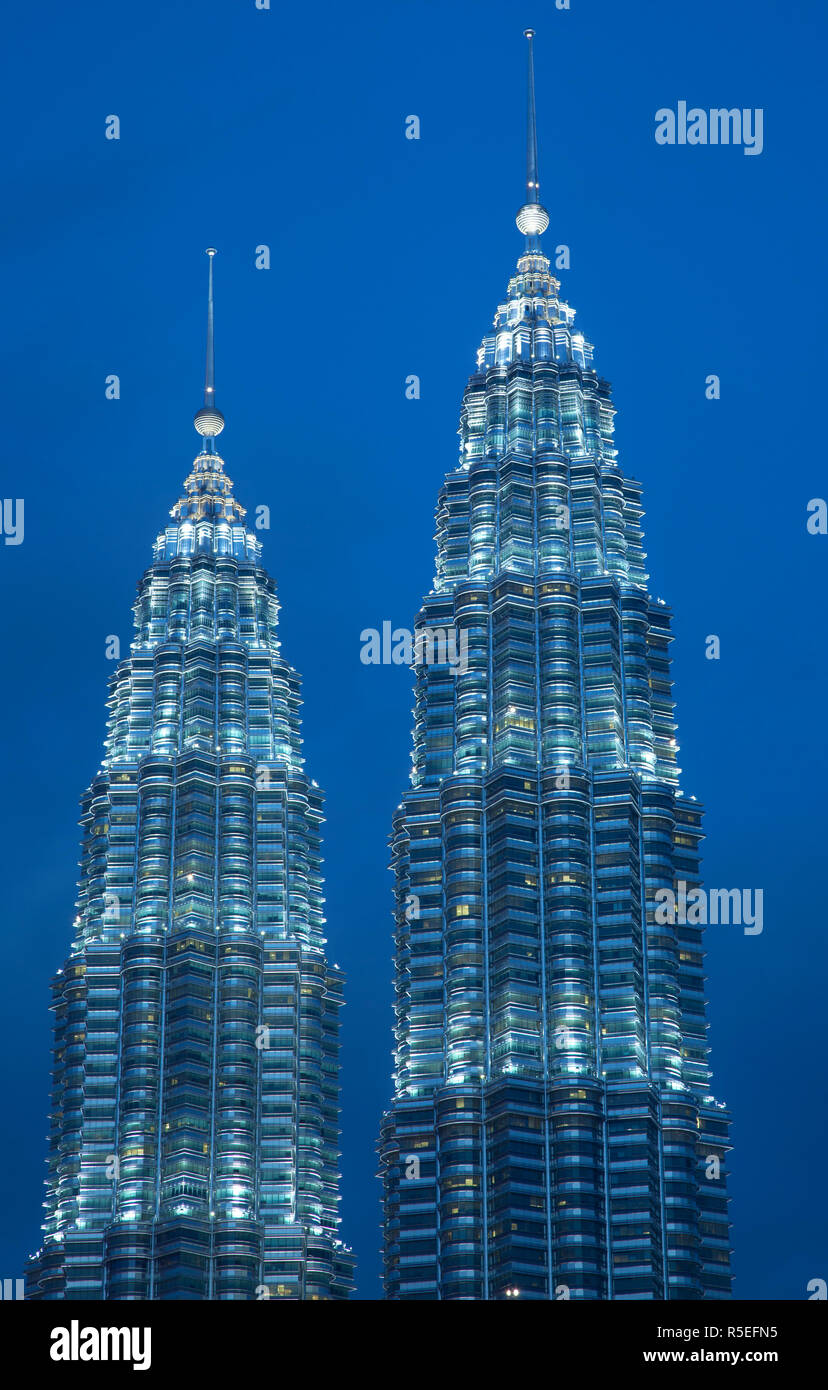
[516,203,550,236]
[194,405,225,437]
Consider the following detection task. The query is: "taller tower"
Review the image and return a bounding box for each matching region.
[379,34,732,1301]
[27,253,354,1300]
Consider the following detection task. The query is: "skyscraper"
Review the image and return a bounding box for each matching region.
[26,253,354,1300]
[379,33,732,1301]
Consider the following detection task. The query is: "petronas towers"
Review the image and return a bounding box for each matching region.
[378,32,731,1300]
[27,33,732,1300]
[26,253,355,1300]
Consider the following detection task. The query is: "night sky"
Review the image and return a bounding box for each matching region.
[1,0,825,1300]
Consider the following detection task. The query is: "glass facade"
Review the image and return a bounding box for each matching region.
[26,268,354,1300]
[378,38,732,1300]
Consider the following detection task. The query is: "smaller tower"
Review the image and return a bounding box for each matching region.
[26,251,355,1300]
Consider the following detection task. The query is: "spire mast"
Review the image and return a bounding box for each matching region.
[194,247,225,451]
[525,28,539,205]
[205,247,216,409]
[516,30,550,243]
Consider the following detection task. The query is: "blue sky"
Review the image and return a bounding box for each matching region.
[0,0,825,1299]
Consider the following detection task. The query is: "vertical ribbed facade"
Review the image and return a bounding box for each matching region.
[378,246,733,1300]
[27,444,354,1299]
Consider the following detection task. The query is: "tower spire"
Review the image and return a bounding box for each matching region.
[525,27,539,205]
[204,247,216,409]
[516,30,550,242]
[194,247,225,450]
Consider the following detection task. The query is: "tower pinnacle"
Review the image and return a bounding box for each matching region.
[194,247,225,445]
[515,29,550,239]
